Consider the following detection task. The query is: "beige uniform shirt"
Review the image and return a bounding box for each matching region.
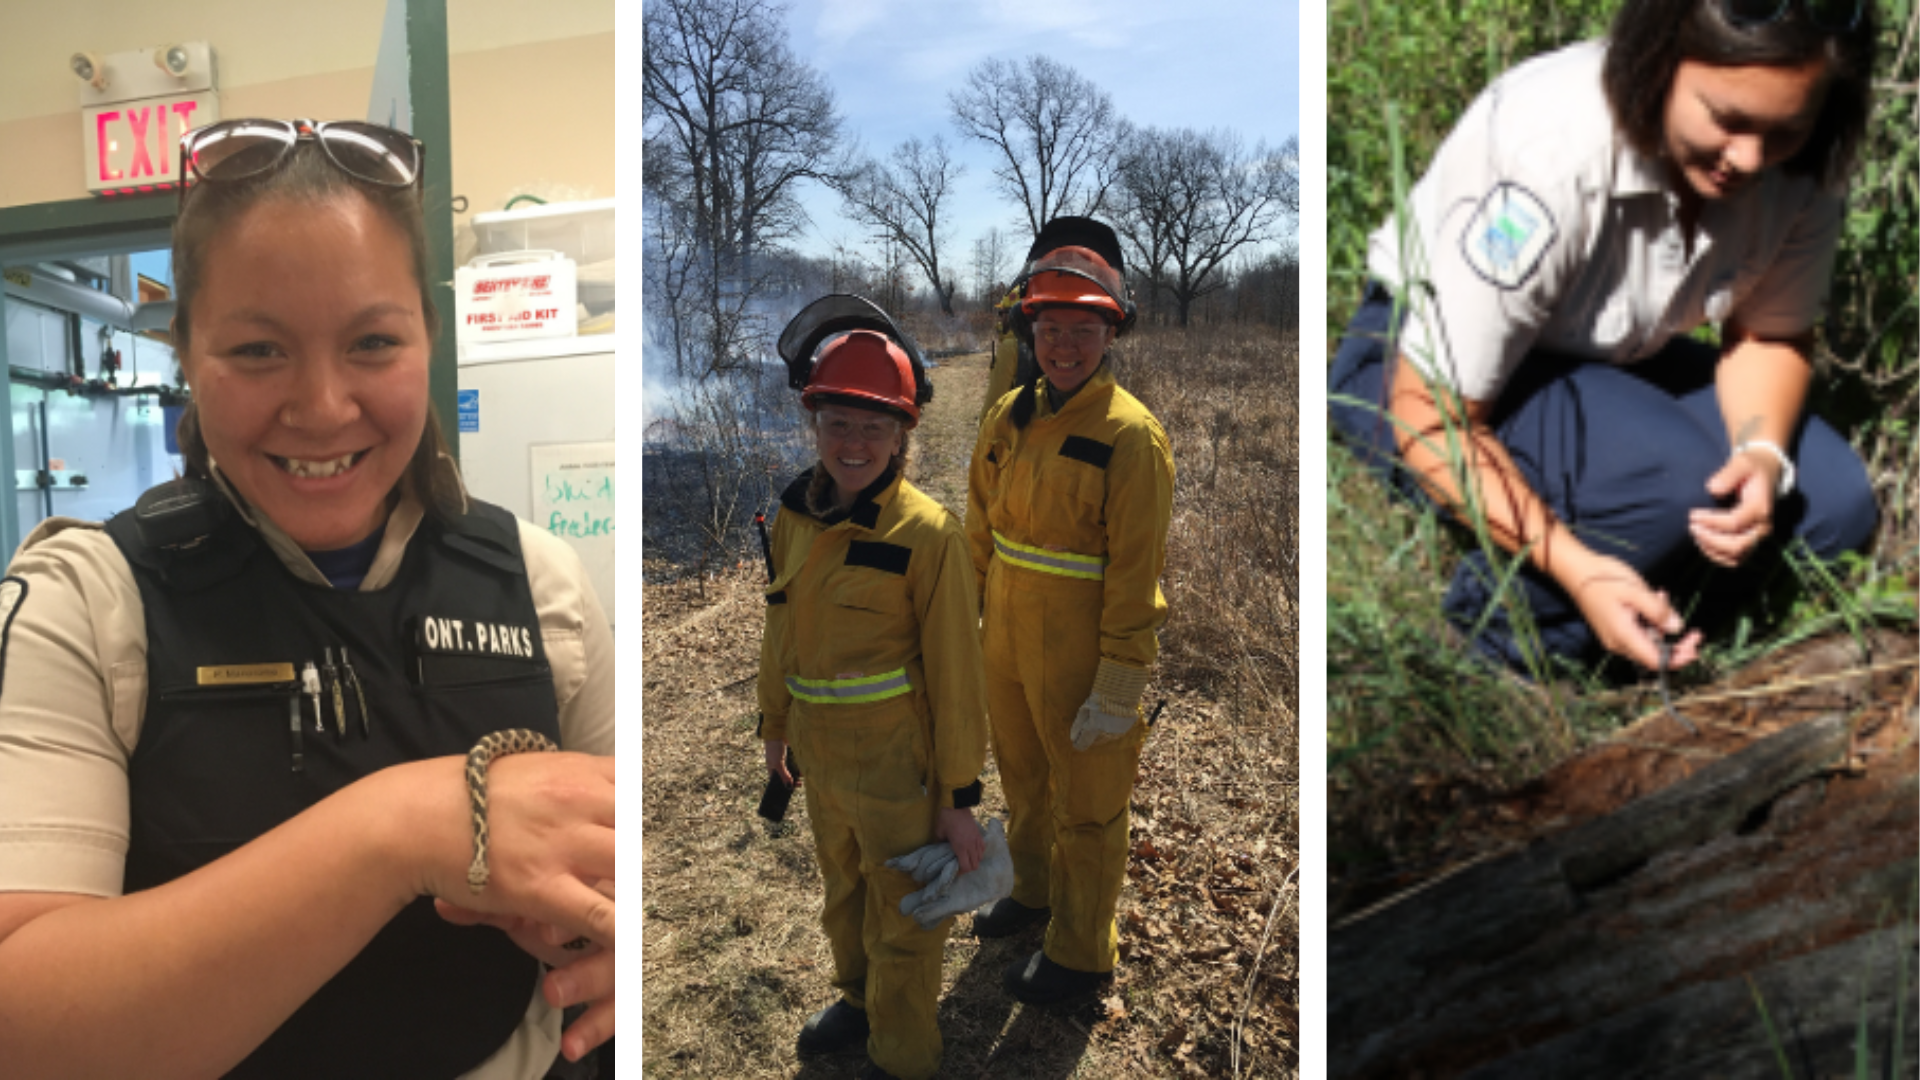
[1367,40,1843,403]
[0,467,616,1080]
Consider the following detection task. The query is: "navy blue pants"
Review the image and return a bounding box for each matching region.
[1330,284,1879,670]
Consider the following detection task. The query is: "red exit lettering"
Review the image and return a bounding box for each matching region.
[92,99,201,189]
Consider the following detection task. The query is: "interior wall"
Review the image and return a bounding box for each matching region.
[0,2,614,214]
[450,33,617,220]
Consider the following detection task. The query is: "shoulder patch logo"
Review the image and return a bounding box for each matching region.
[1461,182,1557,289]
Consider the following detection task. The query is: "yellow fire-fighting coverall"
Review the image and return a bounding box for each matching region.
[965,365,1175,973]
[758,468,988,1080]
[981,289,1022,421]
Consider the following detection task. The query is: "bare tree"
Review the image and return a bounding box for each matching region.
[643,0,841,582]
[837,136,965,317]
[969,227,1013,307]
[643,0,846,376]
[948,55,1130,236]
[1113,128,1299,328]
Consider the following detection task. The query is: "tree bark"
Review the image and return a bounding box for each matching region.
[1330,714,1919,1078]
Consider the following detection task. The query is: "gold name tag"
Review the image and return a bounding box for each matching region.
[197,663,296,686]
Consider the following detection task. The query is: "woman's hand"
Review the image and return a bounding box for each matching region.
[543,942,614,1062]
[399,753,616,950]
[1562,552,1701,671]
[764,739,796,786]
[934,807,984,874]
[434,881,615,1062]
[432,882,611,967]
[1692,451,1779,567]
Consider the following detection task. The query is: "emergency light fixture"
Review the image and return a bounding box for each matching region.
[70,52,105,90]
[74,42,214,106]
[154,45,191,78]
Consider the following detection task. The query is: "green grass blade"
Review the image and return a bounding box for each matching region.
[1748,974,1796,1080]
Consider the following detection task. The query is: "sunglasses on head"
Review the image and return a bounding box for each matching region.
[1719,0,1864,32]
[178,119,424,210]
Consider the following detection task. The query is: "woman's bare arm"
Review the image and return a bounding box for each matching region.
[1388,356,1691,669]
[0,752,614,1080]
[1691,330,1814,566]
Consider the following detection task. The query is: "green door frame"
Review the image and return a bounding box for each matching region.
[405,0,459,453]
[0,0,456,560]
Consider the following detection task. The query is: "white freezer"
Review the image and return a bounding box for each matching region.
[457,334,617,628]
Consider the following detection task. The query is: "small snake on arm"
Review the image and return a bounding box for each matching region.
[465,729,561,893]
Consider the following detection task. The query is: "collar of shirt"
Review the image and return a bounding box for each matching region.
[781,464,901,531]
[1036,364,1116,422]
[1611,132,1670,200]
[306,523,388,589]
[205,453,461,591]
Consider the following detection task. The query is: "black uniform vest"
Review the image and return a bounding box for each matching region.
[106,489,562,1080]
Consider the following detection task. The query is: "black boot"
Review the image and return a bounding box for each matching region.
[1004,949,1108,1006]
[972,896,1050,938]
[795,1000,868,1057]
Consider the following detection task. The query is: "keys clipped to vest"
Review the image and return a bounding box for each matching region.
[290,646,374,771]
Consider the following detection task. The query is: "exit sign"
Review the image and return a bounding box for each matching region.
[82,92,218,197]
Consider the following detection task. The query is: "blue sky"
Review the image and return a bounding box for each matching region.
[777,0,1300,273]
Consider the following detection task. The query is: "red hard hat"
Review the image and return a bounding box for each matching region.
[1018,245,1127,323]
[801,330,920,425]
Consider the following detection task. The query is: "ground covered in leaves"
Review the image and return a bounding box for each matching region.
[641,346,1298,1078]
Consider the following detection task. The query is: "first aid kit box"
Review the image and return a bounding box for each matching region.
[454,251,579,346]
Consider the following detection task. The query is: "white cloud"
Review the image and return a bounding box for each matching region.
[810,0,891,46]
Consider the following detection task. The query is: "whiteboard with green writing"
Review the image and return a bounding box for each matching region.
[530,440,615,627]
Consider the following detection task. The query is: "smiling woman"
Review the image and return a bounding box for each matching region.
[965,217,1175,1009]
[181,196,432,550]
[0,123,615,1080]
[758,295,987,1080]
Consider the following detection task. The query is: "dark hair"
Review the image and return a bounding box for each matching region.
[1010,377,1043,429]
[170,138,464,520]
[1603,0,1878,186]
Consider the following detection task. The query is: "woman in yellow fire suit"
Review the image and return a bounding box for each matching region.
[757,297,989,1080]
[966,221,1175,1004]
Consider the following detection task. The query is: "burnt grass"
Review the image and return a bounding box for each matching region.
[641,330,1300,1078]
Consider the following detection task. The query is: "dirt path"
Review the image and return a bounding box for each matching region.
[641,348,1297,1078]
[905,349,989,517]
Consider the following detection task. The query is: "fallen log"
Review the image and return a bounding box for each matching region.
[1468,926,1917,1080]
[1330,713,1920,1078]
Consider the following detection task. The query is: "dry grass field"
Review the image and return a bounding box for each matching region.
[641,326,1299,1079]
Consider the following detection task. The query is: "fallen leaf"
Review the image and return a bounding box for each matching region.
[1158,1022,1187,1053]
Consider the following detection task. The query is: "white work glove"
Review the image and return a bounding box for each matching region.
[1069,659,1151,751]
[887,819,1014,930]
[889,839,960,894]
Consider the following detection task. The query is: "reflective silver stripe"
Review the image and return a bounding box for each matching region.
[786,668,912,704]
[991,530,1106,580]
